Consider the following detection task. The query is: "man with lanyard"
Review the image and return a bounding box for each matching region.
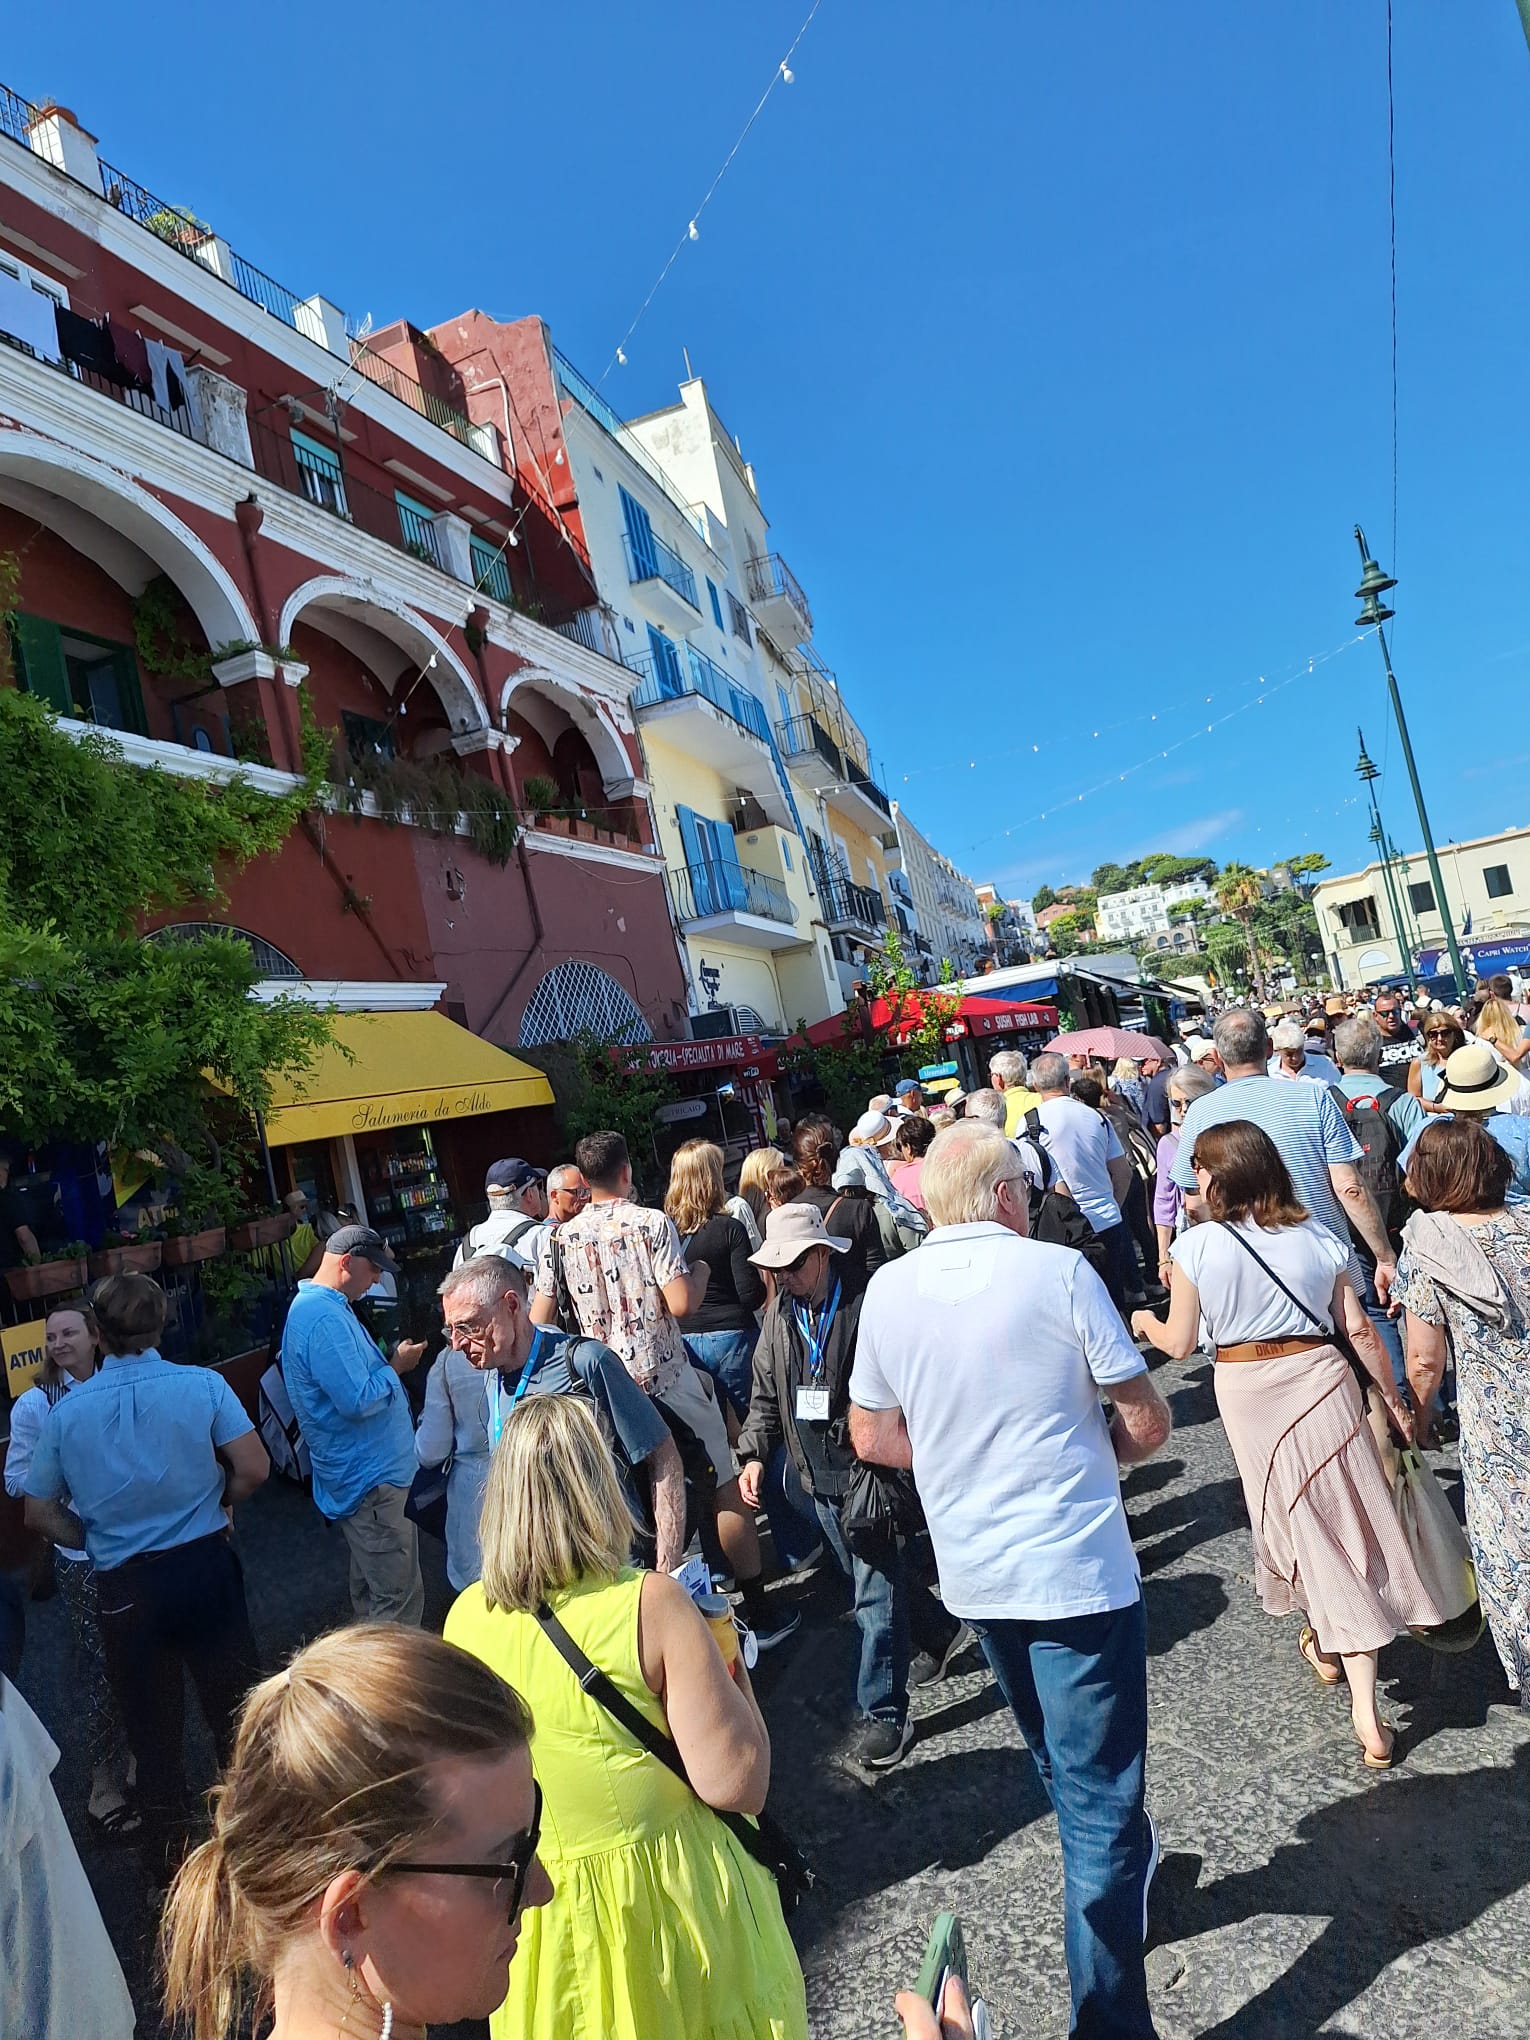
[437,1254,686,1574]
[737,1205,963,1770]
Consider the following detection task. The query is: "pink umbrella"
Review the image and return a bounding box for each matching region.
[1045,1027,1174,1063]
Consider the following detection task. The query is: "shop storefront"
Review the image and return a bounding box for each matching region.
[946,995,1060,1093]
[624,1034,785,1171]
[261,1006,555,1338]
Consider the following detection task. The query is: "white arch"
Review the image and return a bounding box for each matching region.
[500,669,633,790]
[0,429,260,649]
[278,574,488,734]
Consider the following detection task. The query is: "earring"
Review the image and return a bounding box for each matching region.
[379,2006,394,2040]
[342,1950,355,1972]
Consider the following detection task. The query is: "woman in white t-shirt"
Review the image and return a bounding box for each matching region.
[1133,1120,1439,1769]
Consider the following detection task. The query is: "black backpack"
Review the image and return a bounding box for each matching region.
[1022,1110,1112,1281]
[1328,1082,1407,1248]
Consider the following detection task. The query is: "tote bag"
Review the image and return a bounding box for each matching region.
[1394,1445,1484,1652]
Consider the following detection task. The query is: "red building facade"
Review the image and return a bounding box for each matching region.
[0,91,689,1083]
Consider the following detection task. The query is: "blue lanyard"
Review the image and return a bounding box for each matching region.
[489,1329,545,1447]
[793,1278,840,1385]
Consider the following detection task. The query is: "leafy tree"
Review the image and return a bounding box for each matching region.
[1031,884,1056,912]
[553,1033,676,1198]
[868,927,962,1062]
[1204,920,1250,987]
[1251,889,1324,977]
[1045,911,1085,958]
[0,692,332,1181]
[1280,852,1332,881]
[1212,864,1268,999]
[1091,862,1135,896]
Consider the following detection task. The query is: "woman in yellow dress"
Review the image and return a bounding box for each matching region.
[445,1393,808,2040]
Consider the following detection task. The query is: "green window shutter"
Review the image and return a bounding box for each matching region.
[11,615,70,714]
[112,643,148,734]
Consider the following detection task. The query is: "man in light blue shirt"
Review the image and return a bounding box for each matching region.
[23,1272,267,1881]
[1172,1010,1396,1298]
[281,1224,427,1625]
[1030,1053,1136,1310]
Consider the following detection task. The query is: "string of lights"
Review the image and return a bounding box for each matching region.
[597,0,826,385]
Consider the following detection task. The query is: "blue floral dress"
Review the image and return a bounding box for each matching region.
[1396,1211,1530,1704]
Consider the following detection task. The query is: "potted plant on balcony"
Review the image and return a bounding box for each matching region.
[5,1243,90,1305]
[88,1231,165,1280]
[229,1206,297,1254]
[161,1163,232,1267]
[521,775,559,828]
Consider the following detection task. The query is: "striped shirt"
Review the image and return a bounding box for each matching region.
[1171,1073,1362,1248]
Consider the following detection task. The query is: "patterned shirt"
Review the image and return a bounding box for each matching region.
[535,1197,689,1394]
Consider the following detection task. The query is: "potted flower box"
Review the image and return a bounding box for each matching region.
[162,1225,227,1267]
[572,818,597,842]
[5,1248,88,1304]
[229,1212,296,1253]
[88,1236,164,1280]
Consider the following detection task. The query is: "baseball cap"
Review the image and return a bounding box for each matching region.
[485,1158,546,1193]
[894,1078,923,1096]
[324,1223,396,1269]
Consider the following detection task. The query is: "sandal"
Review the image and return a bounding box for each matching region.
[1355,1725,1396,1770]
[87,1800,143,1842]
[1299,1625,1342,1686]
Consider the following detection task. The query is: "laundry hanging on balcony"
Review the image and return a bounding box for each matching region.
[144,337,203,435]
[0,269,61,363]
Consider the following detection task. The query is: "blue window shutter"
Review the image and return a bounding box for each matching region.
[707,578,724,629]
[678,805,713,913]
[782,838,793,872]
[620,487,658,579]
[647,625,682,694]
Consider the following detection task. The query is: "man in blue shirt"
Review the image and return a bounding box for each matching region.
[1172,1010,1396,1296]
[24,1272,268,1880]
[281,1224,428,1625]
[436,1254,686,1578]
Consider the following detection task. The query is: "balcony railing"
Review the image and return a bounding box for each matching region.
[552,350,706,538]
[0,79,493,466]
[775,712,842,775]
[553,606,612,658]
[843,755,892,819]
[745,552,812,634]
[395,496,443,569]
[251,420,454,578]
[669,860,796,927]
[821,874,887,933]
[626,646,774,747]
[621,529,698,611]
[344,335,495,457]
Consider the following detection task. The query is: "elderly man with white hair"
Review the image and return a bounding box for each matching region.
[1267,1019,1341,1087]
[988,1048,1041,1136]
[849,1121,1171,2037]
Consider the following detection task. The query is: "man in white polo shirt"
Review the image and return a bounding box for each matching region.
[849,1120,1171,2040]
[1029,1050,1137,1309]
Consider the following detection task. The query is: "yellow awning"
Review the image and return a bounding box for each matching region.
[263,1011,554,1146]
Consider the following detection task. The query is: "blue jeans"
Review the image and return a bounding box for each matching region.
[684,1328,758,1419]
[1359,1271,1406,1390]
[814,1498,956,1725]
[971,1597,1157,2039]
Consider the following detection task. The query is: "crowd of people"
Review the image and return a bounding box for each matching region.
[3,972,1527,2038]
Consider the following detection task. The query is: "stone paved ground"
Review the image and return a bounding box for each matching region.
[16,1346,1530,2037]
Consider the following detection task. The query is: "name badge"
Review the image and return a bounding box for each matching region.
[795,1387,830,1422]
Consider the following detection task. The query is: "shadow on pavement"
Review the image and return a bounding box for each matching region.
[1168,1741,1530,2037]
[1144,1569,1228,1656]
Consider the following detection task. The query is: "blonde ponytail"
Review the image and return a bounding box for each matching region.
[158,1629,532,2040]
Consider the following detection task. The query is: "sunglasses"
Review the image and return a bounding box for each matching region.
[1425,1029,1455,1040]
[382,1780,542,1923]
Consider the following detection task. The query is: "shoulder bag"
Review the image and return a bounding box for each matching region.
[1215,1222,1404,1463]
[405,1357,456,1540]
[535,1603,815,1914]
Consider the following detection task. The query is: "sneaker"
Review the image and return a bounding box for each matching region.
[856,1716,914,1769]
[747,1606,802,1653]
[1142,1811,1161,1942]
[910,1623,972,1687]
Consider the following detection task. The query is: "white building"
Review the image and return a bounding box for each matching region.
[1095,879,1213,943]
[894,803,988,975]
[1313,824,1530,987]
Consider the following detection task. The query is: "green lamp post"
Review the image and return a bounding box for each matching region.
[1352,529,1468,998]
[1355,731,1412,982]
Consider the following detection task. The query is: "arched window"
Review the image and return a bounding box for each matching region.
[518,963,652,1047]
[146,923,303,979]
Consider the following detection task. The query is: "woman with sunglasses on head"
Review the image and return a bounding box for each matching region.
[160,1625,549,2040]
[1132,1120,1448,1768]
[1409,1015,1467,1111]
[447,1393,807,2040]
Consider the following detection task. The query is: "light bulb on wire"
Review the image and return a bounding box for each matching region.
[688,221,700,241]
[780,61,794,83]
[616,347,627,365]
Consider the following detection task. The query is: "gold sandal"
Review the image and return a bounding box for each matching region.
[1299,1625,1342,1686]
[1356,1725,1396,1770]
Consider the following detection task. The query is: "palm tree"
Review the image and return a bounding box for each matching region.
[1213,863,1267,1000]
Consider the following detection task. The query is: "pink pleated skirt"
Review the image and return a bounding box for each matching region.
[1215,1342,1452,1654]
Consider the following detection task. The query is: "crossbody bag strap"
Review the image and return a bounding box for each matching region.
[1216,1221,1333,1335]
[535,1603,781,1877]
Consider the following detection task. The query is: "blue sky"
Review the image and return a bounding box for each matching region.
[8,3,1530,897]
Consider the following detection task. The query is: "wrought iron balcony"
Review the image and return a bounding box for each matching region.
[775,712,843,785]
[842,755,892,820]
[621,528,699,613]
[820,874,887,937]
[627,646,773,747]
[745,552,812,645]
[669,859,797,929]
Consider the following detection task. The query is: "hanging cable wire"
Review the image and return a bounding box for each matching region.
[1386,0,1399,569]
[596,0,827,387]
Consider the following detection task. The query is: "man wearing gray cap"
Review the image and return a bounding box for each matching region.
[453,1158,547,1267]
[280,1225,429,1624]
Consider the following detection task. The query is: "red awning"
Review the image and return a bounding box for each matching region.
[796,992,1059,1052]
